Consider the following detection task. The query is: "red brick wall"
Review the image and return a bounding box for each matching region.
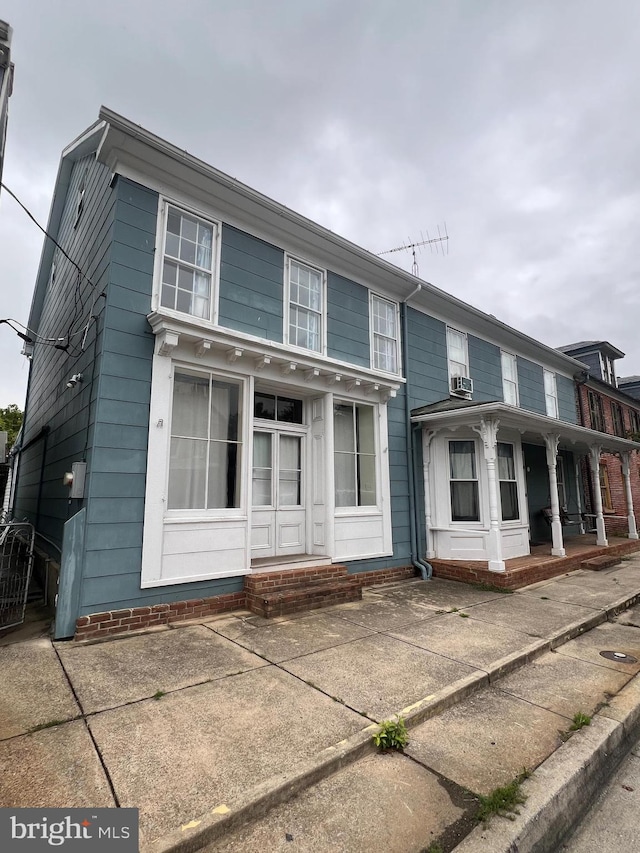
[577,383,640,535]
[73,564,417,641]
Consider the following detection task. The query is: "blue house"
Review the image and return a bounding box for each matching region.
[14,109,640,639]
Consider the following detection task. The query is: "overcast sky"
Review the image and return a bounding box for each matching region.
[1,0,639,408]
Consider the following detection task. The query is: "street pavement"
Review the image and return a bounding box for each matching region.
[1,558,640,852]
[561,733,640,852]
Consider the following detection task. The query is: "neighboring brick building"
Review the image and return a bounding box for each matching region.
[559,342,640,537]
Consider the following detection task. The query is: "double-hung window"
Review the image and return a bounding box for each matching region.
[161,205,215,320]
[449,440,479,522]
[370,294,399,373]
[447,328,469,381]
[629,409,640,437]
[588,390,605,432]
[501,352,519,406]
[287,258,324,353]
[168,370,242,510]
[543,370,559,418]
[333,402,376,507]
[611,402,625,437]
[497,443,519,521]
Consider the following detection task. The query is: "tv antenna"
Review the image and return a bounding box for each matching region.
[377,224,448,277]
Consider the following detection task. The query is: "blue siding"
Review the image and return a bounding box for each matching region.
[517,356,546,415]
[218,224,284,341]
[405,307,448,408]
[15,153,117,547]
[557,374,578,424]
[326,272,370,367]
[468,335,503,402]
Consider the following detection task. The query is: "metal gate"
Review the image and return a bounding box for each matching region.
[0,522,35,630]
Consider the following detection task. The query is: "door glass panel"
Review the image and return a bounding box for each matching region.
[279,435,301,506]
[252,433,273,506]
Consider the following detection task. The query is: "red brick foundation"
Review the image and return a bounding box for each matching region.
[73,564,418,640]
[430,538,640,590]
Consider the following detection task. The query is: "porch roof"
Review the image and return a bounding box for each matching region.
[410,399,640,455]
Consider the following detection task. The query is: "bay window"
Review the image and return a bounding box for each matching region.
[497,442,519,521]
[449,440,479,522]
[334,402,376,507]
[168,370,242,510]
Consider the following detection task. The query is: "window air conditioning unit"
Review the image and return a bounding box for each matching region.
[451,375,473,397]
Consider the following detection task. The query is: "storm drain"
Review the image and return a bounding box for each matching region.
[599,650,638,664]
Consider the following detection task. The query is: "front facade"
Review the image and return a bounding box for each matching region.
[560,342,640,539]
[14,110,640,638]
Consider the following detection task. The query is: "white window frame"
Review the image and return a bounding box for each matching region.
[165,363,246,518]
[283,254,327,355]
[154,198,221,324]
[446,327,470,382]
[544,369,559,418]
[369,292,400,375]
[333,399,378,511]
[501,351,519,407]
[448,438,481,524]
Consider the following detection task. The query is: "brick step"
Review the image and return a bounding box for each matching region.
[246,576,361,618]
[245,564,348,596]
[582,555,622,572]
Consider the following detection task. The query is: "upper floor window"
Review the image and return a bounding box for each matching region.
[168,369,242,510]
[370,294,399,374]
[501,352,519,406]
[334,402,376,507]
[629,409,640,437]
[286,258,324,353]
[161,205,215,320]
[611,401,625,437]
[543,370,558,418]
[588,389,605,432]
[447,328,469,380]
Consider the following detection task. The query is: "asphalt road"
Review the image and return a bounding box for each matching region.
[561,733,640,852]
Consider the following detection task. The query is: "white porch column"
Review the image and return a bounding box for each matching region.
[589,445,608,547]
[422,429,438,559]
[473,417,504,572]
[544,433,566,557]
[621,452,639,540]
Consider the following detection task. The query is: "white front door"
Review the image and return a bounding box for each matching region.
[251,429,306,558]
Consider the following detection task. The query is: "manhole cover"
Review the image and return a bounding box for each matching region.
[600,650,638,664]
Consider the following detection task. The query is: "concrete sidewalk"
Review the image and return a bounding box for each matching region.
[2,557,640,852]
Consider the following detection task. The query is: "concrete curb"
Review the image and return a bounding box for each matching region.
[141,588,640,853]
[452,675,640,853]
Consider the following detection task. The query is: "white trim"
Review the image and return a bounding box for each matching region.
[369,291,401,376]
[152,196,222,324]
[283,254,327,356]
[500,350,520,407]
[446,326,470,383]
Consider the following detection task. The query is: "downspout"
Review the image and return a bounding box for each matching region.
[402,284,433,580]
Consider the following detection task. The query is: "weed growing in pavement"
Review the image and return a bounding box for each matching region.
[152,690,166,700]
[373,717,409,751]
[459,613,470,618]
[540,596,549,600]
[569,711,591,731]
[424,843,444,853]
[449,607,459,613]
[28,719,69,733]
[475,770,529,826]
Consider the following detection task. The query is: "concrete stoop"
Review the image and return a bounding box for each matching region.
[142,588,640,853]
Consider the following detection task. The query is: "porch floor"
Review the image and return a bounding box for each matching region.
[429,534,640,589]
